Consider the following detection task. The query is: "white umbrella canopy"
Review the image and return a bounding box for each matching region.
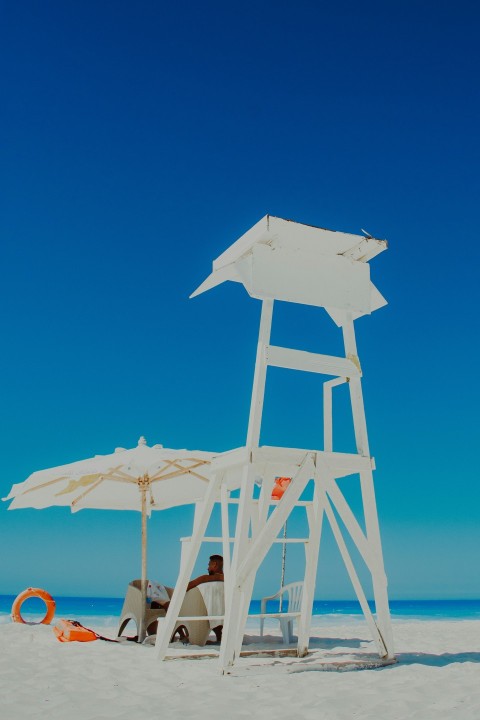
[4,437,217,640]
[5,437,216,513]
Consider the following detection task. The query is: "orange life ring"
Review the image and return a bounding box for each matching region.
[11,587,56,625]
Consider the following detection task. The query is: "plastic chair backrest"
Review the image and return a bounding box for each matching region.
[283,582,303,613]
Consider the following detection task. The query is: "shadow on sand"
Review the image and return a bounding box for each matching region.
[395,652,480,667]
[308,636,366,650]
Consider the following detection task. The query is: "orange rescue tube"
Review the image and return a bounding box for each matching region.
[53,619,97,643]
[11,587,56,625]
[271,476,291,500]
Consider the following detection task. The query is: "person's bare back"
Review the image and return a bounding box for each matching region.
[187,555,224,590]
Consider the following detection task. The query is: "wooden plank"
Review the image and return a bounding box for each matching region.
[254,612,301,619]
[266,345,361,378]
[252,446,372,475]
[164,651,397,668]
[210,447,250,472]
[165,648,301,662]
[227,497,313,507]
[171,612,301,621]
[176,615,225,622]
[322,451,373,476]
[227,656,398,675]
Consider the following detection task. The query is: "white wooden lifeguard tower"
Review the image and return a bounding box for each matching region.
[154,215,394,669]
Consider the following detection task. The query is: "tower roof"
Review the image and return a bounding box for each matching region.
[191,215,387,324]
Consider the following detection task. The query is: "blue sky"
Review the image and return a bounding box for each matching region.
[1,0,479,600]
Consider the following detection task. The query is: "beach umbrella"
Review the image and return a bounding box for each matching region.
[4,437,216,640]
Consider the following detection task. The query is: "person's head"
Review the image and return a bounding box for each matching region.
[208,554,223,574]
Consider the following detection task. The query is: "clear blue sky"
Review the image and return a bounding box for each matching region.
[1,0,479,600]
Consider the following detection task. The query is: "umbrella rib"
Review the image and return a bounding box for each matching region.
[150,465,210,484]
[181,469,209,482]
[20,464,136,498]
[100,474,137,484]
[151,458,209,473]
[149,459,182,477]
[85,466,135,483]
[21,475,74,495]
[108,469,137,481]
[71,476,106,508]
[170,459,211,480]
[150,459,210,481]
[151,470,209,483]
[150,467,196,481]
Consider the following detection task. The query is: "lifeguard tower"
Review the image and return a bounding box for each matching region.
[154,215,394,669]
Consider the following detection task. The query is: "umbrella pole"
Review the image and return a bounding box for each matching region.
[139,483,147,642]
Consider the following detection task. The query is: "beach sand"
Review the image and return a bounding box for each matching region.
[1,618,479,719]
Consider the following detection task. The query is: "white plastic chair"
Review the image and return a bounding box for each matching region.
[117,580,211,645]
[259,581,304,644]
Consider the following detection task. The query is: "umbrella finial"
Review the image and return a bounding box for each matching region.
[138,436,147,446]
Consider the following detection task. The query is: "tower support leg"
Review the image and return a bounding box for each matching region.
[359,468,394,657]
[219,464,255,670]
[296,471,324,656]
[154,472,222,660]
[341,313,394,658]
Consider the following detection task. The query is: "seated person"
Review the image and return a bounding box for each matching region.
[151,555,224,643]
[187,554,224,591]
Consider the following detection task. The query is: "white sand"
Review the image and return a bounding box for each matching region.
[1,618,479,720]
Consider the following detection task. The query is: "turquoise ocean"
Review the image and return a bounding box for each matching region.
[1,595,479,630]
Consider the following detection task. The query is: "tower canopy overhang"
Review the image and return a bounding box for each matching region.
[191,215,388,324]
